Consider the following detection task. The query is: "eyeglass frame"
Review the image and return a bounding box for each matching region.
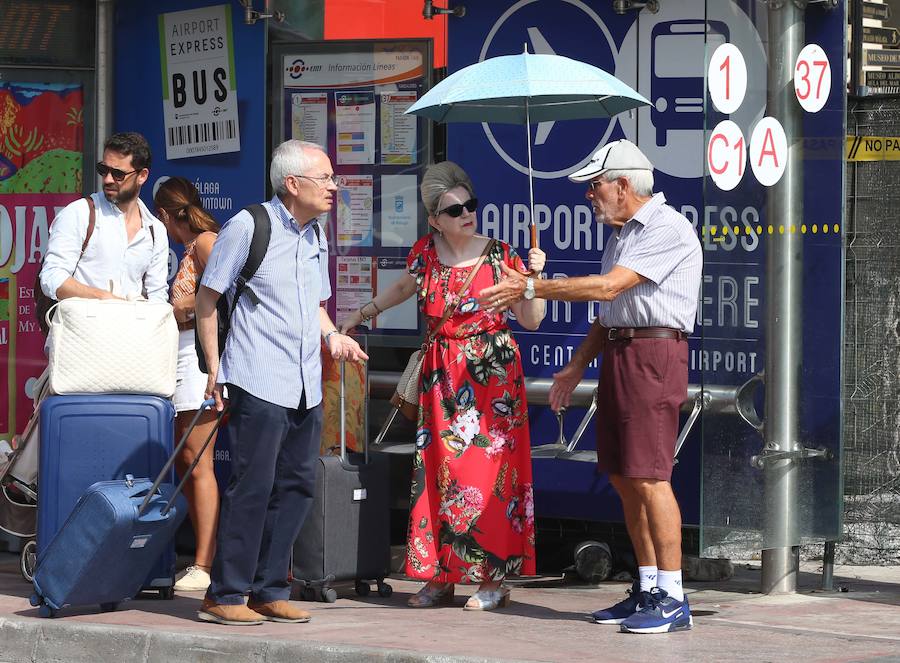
[96,161,139,183]
[436,197,478,218]
[291,173,340,187]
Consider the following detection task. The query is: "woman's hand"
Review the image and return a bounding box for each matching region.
[528,247,546,274]
[339,309,363,334]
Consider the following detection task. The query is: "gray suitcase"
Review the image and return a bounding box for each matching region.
[292,348,392,602]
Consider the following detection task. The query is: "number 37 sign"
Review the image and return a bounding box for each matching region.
[706,41,831,191]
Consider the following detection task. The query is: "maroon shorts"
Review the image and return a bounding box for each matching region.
[595,338,688,481]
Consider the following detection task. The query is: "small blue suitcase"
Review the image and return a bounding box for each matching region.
[31,401,223,617]
[37,394,176,596]
[31,476,187,616]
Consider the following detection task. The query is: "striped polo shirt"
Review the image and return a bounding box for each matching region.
[201,196,331,409]
[595,192,702,333]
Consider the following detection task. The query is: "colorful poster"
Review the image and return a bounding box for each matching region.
[379,92,417,165]
[335,256,374,329]
[335,91,375,165]
[336,174,374,247]
[159,4,241,160]
[0,81,83,440]
[290,92,327,145]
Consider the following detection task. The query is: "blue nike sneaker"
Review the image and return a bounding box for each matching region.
[591,580,646,624]
[619,587,693,634]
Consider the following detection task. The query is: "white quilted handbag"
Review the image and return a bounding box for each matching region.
[47,298,178,397]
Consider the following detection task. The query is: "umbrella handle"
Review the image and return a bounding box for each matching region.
[530,222,538,250]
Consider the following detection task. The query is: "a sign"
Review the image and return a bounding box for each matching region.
[749,117,788,186]
[846,135,900,161]
[862,25,900,46]
[0,1,94,67]
[794,44,832,113]
[707,120,747,191]
[865,48,900,67]
[159,4,241,159]
[863,1,891,20]
[866,69,900,90]
[708,43,748,114]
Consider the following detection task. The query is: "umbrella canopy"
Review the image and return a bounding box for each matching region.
[407,51,650,125]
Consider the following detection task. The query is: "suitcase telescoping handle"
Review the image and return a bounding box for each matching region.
[339,326,369,465]
[139,399,225,517]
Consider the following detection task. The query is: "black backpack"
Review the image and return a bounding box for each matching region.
[195,204,271,375]
[194,203,322,374]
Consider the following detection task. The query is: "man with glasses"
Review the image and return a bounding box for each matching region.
[479,139,702,634]
[40,132,168,304]
[195,139,366,626]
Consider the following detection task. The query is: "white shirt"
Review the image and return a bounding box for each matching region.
[596,192,702,333]
[40,192,169,302]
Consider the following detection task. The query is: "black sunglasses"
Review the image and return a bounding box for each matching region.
[437,197,478,218]
[96,162,138,182]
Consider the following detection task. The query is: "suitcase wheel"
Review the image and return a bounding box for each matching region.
[377,581,393,598]
[321,587,338,603]
[159,587,175,600]
[20,540,37,583]
[99,602,119,613]
[38,604,56,618]
[354,580,371,597]
[300,586,317,602]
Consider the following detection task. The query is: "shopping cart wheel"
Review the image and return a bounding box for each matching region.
[377,580,393,598]
[20,539,37,583]
[354,580,370,597]
[321,587,338,603]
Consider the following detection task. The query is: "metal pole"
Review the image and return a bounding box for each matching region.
[761,0,805,595]
[821,540,836,591]
[850,0,865,96]
[96,0,115,161]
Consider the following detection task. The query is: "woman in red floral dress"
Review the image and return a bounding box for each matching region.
[342,162,546,610]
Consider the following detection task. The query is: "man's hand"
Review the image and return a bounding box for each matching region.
[204,371,227,412]
[549,363,586,412]
[528,247,546,274]
[327,332,369,362]
[477,262,527,312]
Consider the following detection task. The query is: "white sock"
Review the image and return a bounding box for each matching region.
[638,566,658,593]
[657,569,684,602]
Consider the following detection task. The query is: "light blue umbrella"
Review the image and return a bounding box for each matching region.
[406,49,650,246]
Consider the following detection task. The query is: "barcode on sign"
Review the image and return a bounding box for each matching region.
[167,120,236,147]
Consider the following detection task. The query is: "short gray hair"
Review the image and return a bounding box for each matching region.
[270,140,326,195]
[420,161,475,216]
[602,168,654,197]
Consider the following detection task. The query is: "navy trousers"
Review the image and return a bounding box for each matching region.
[207,384,321,604]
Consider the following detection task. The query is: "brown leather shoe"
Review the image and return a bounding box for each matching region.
[198,598,265,625]
[247,599,311,623]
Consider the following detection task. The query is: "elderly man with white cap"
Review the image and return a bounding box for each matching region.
[479,139,702,634]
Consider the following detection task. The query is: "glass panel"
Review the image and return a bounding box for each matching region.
[698,0,845,557]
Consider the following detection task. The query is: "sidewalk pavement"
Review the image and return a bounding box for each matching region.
[2,552,900,663]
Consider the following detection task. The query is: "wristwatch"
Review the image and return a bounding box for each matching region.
[523,276,536,300]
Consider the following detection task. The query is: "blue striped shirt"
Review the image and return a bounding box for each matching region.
[201,196,331,409]
[596,192,702,333]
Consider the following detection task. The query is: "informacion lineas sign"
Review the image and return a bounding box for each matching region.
[159,3,241,160]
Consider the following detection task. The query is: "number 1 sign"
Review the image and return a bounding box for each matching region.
[708,43,747,115]
[794,43,831,113]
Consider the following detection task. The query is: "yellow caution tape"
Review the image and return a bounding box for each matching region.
[846,135,900,161]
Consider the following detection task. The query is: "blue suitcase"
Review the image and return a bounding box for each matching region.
[31,476,187,616]
[37,394,176,596]
[31,401,223,617]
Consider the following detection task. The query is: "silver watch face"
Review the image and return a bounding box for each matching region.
[524,277,535,300]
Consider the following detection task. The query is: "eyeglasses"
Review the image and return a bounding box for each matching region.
[437,198,478,218]
[292,173,340,187]
[96,162,138,182]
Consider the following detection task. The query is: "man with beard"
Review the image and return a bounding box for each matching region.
[40,132,168,304]
[478,139,702,634]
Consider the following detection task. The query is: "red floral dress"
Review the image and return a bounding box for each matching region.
[404,234,536,584]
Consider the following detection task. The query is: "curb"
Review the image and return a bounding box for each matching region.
[0,616,506,663]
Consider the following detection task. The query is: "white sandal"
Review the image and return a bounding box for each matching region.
[463,586,510,611]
